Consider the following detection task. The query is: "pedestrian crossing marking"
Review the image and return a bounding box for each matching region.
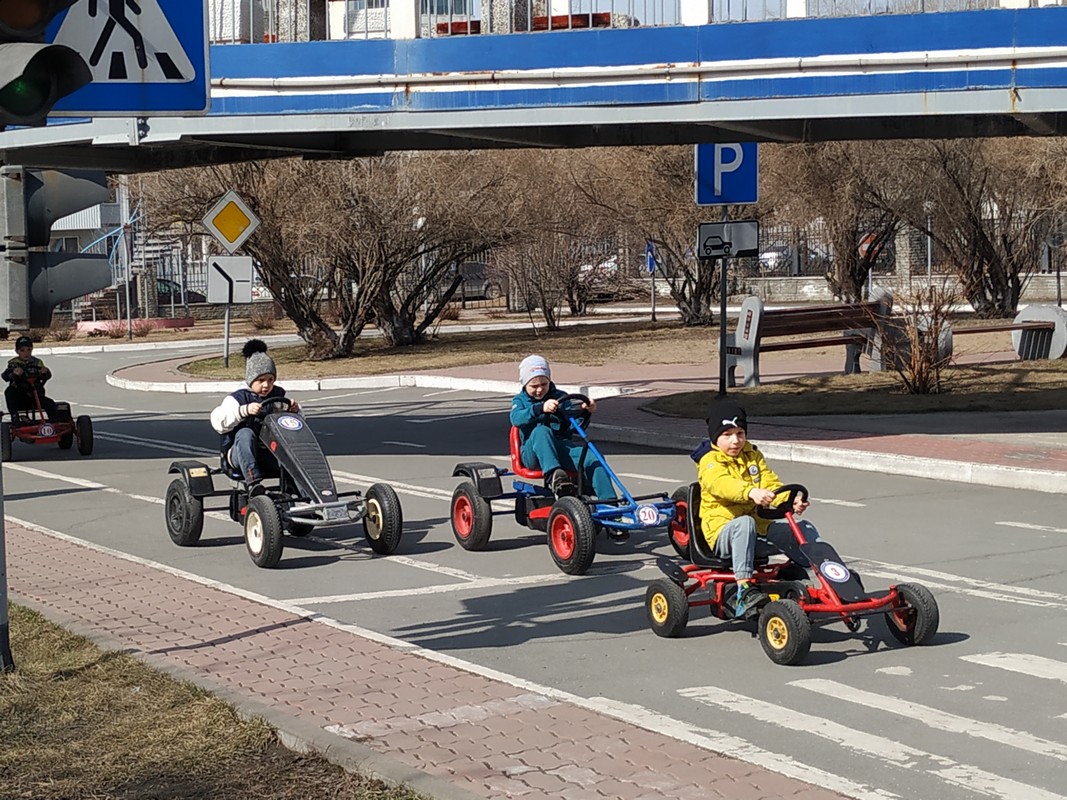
[54,0,194,84]
[680,685,1067,800]
[962,652,1067,684]
[793,678,1067,762]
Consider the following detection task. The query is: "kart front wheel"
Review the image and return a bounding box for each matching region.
[547,496,596,575]
[759,600,812,666]
[58,429,73,449]
[451,480,493,551]
[885,582,939,646]
[245,494,284,568]
[1,421,11,463]
[668,486,690,559]
[364,483,403,555]
[165,478,204,547]
[646,578,689,638]
[75,415,93,456]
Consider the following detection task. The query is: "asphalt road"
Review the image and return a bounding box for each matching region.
[5,347,1067,800]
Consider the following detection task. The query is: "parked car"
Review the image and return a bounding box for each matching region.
[157,278,206,306]
[456,262,507,301]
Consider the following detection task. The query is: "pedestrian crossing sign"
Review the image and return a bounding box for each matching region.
[45,0,209,116]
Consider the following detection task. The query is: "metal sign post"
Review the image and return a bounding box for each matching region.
[646,242,657,323]
[1,452,15,671]
[696,218,759,396]
[206,256,254,369]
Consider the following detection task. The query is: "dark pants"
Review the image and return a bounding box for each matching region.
[5,384,56,421]
[226,426,276,484]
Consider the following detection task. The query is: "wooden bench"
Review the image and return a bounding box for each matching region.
[725,295,891,388]
[944,306,1067,360]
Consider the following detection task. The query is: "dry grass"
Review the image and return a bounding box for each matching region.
[0,605,423,800]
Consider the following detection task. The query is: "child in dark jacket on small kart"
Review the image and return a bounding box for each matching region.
[509,354,615,503]
[210,339,301,495]
[3,335,57,421]
[695,397,820,618]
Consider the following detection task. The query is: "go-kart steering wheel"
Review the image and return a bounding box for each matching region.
[256,397,292,415]
[546,392,592,431]
[755,483,809,519]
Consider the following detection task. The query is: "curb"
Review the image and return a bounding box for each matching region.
[11,592,483,800]
[106,368,639,399]
[590,423,1067,495]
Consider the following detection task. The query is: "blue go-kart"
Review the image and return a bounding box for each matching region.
[450,393,680,575]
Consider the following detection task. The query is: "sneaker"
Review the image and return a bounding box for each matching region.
[734,583,769,618]
[550,470,577,498]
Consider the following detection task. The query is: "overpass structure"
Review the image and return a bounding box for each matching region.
[3,5,1067,171]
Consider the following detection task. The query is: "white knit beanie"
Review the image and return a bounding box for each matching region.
[519,354,551,387]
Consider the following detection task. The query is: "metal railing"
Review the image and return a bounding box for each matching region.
[207,0,1060,44]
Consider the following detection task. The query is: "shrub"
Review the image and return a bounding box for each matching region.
[27,328,47,343]
[104,319,127,339]
[249,303,276,331]
[48,322,76,342]
[439,304,461,322]
[131,319,153,338]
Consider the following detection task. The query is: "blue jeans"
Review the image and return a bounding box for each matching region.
[227,426,275,484]
[714,515,820,581]
[520,425,615,499]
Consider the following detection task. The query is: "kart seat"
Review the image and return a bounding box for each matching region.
[510,426,544,480]
[686,482,769,570]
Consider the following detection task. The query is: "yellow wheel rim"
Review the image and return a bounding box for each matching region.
[650,592,670,625]
[765,616,789,650]
[365,498,382,540]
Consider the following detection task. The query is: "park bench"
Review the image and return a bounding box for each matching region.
[725,295,892,388]
[943,305,1067,360]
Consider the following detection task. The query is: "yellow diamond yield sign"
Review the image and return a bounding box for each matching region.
[202,190,260,254]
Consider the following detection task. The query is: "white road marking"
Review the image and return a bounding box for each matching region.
[288,572,572,605]
[7,514,898,800]
[312,387,400,403]
[849,558,1067,611]
[816,498,866,507]
[407,409,507,423]
[996,521,1067,534]
[420,388,463,397]
[381,440,426,448]
[794,678,1067,762]
[332,470,453,500]
[616,471,685,484]
[80,404,126,411]
[962,652,1067,684]
[681,685,1067,800]
[611,472,865,507]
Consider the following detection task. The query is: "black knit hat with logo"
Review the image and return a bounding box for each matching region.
[706,397,748,442]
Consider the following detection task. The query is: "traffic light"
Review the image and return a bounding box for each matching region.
[0,1,89,126]
[0,165,112,333]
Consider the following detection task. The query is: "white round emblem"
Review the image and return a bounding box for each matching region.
[637,504,659,526]
[819,560,851,583]
[278,415,303,431]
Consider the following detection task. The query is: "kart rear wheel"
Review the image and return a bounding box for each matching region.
[1,422,11,463]
[165,478,204,547]
[547,496,596,575]
[668,486,690,559]
[885,582,939,646]
[75,415,93,456]
[646,578,689,638]
[364,483,403,555]
[58,431,73,449]
[451,480,493,550]
[245,494,284,568]
[759,599,812,666]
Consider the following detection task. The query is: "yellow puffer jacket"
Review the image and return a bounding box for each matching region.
[697,442,783,550]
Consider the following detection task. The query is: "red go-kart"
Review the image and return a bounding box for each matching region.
[646,483,939,665]
[1,375,93,461]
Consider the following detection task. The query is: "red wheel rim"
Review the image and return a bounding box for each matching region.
[453,495,473,538]
[669,500,689,549]
[550,514,575,559]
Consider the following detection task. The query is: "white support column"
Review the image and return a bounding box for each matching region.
[785,0,807,18]
[392,0,421,38]
[680,0,711,26]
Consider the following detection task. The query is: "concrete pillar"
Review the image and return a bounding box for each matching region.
[785,0,807,18]
[680,0,711,26]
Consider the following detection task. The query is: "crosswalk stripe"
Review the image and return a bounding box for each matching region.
[793,678,1067,762]
[961,652,1067,684]
[680,685,1067,800]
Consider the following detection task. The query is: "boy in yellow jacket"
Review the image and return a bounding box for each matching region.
[697,398,818,618]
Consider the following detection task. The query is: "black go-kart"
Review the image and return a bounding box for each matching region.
[164,398,404,569]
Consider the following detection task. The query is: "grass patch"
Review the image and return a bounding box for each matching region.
[647,360,1067,418]
[0,605,423,800]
